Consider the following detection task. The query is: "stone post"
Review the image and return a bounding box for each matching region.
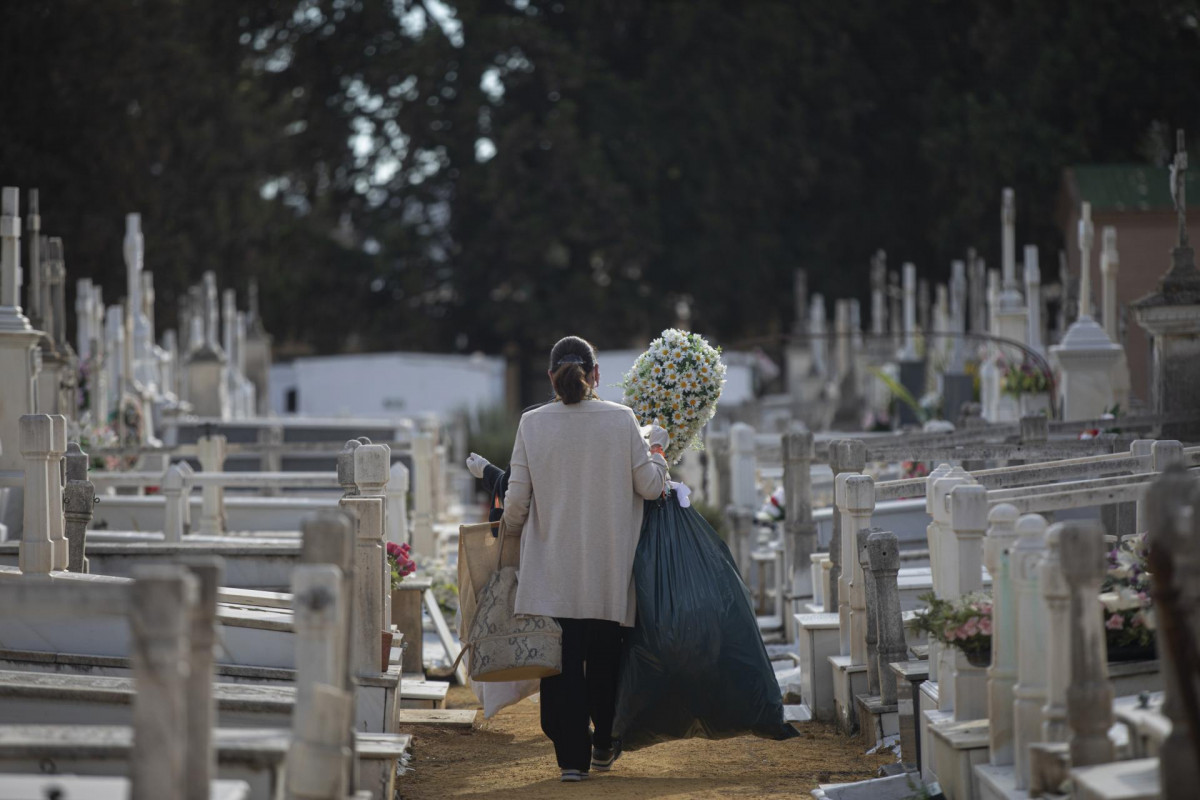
[728,422,758,574]
[387,461,410,546]
[18,414,56,574]
[180,558,221,800]
[857,525,884,694]
[162,462,193,542]
[844,474,874,667]
[1100,226,1119,342]
[1025,245,1043,356]
[300,512,357,792]
[63,442,95,573]
[985,503,1020,765]
[1012,513,1049,789]
[341,493,386,676]
[827,439,866,615]
[354,442,392,637]
[129,565,196,800]
[1059,521,1114,768]
[949,483,988,721]
[1145,465,1200,800]
[197,434,227,536]
[867,531,905,705]
[411,431,436,557]
[43,415,68,570]
[782,427,814,607]
[1039,523,1070,744]
[999,189,1022,307]
[929,466,971,708]
[25,189,42,333]
[902,262,918,359]
[810,294,827,377]
[287,564,352,800]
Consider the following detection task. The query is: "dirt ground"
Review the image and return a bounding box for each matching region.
[401,686,892,799]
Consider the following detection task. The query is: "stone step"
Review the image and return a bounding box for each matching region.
[394,708,477,727]
[399,679,449,709]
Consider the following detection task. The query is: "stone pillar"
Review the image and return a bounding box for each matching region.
[411,432,436,557]
[18,415,55,574]
[728,422,758,574]
[354,442,392,636]
[782,427,815,605]
[1012,513,1049,789]
[63,442,95,573]
[844,474,874,667]
[857,525,884,694]
[25,189,42,333]
[985,503,1020,765]
[300,512,357,792]
[929,466,971,708]
[827,439,866,615]
[41,415,68,570]
[387,461,410,546]
[1059,521,1114,768]
[124,214,154,392]
[1145,465,1200,800]
[129,565,196,800]
[181,558,221,800]
[867,531,905,706]
[902,262,918,358]
[162,462,193,542]
[341,491,387,676]
[1051,202,1123,420]
[287,564,352,800]
[197,434,227,536]
[0,188,41,540]
[949,483,988,721]
[1039,523,1070,744]
[1025,245,1043,356]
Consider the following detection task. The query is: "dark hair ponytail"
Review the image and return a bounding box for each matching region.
[549,336,597,405]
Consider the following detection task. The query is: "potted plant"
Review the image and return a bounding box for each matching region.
[913,591,994,667]
[1101,533,1156,662]
[999,358,1052,417]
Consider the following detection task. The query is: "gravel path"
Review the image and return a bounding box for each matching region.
[402,685,892,798]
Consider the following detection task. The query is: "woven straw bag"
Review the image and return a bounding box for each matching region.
[454,522,562,682]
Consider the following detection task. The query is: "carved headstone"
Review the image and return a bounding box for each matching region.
[63,441,95,572]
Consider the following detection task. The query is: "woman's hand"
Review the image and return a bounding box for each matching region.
[466,452,490,479]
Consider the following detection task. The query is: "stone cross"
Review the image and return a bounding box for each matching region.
[950,260,967,371]
[26,189,41,332]
[1059,521,1114,768]
[999,189,1023,306]
[202,271,221,353]
[0,186,33,332]
[129,565,197,800]
[63,441,95,573]
[900,262,918,360]
[871,250,887,336]
[1100,226,1120,342]
[1078,202,1095,320]
[867,530,905,706]
[826,440,865,613]
[1012,512,1048,789]
[287,564,351,800]
[809,294,827,377]
[857,525,885,694]
[1039,522,1070,743]
[1145,465,1200,800]
[1024,245,1043,355]
[125,214,153,387]
[1171,128,1188,248]
[985,503,1020,766]
[48,237,69,350]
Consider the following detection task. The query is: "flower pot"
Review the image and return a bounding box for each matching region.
[1018,393,1050,417]
[381,630,394,673]
[1106,642,1156,663]
[964,647,992,668]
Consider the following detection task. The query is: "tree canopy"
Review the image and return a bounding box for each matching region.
[3,0,1199,384]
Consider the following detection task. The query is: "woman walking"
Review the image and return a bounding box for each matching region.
[501,335,669,782]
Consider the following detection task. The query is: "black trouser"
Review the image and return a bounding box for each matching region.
[539,617,623,771]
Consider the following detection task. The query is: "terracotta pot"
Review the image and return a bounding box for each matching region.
[381,630,394,673]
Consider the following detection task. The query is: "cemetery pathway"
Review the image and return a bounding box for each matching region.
[403,686,891,798]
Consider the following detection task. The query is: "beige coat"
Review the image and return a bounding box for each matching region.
[501,399,668,627]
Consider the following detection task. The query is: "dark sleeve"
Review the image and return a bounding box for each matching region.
[482,463,506,495]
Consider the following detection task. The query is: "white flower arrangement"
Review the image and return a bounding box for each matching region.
[620,328,726,464]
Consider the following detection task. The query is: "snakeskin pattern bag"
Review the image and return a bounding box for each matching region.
[454,525,562,682]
